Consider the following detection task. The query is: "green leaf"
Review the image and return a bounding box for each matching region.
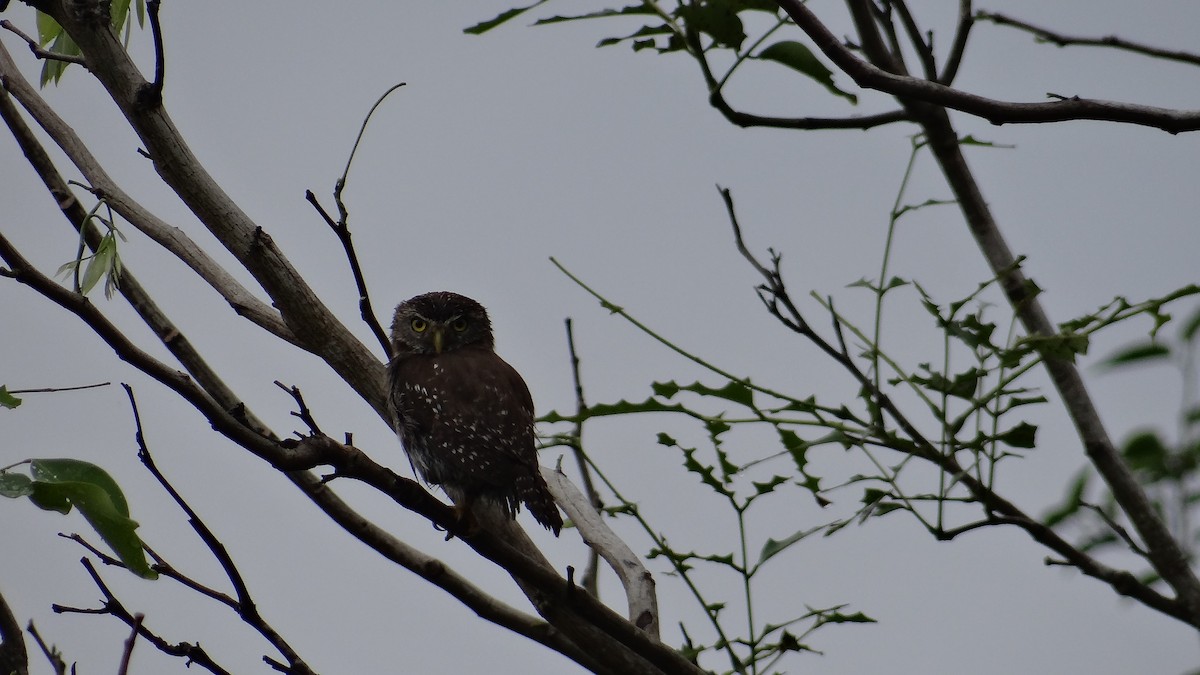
[28,459,156,579]
[0,472,34,498]
[1043,470,1089,527]
[678,0,746,50]
[0,386,22,409]
[32,458,130,515]
[996,421,1037,449]
[464,0,550,34]
[818,609,876,624]
[682,446,731,496]
[1181,305,1200,342]
[682,380,754,407]
[1100,341,1171,369]
[758,524,824,566]
[958,134,1015,149]
[596,24,673,49]
[1122,431,1169,477]
[534,5,654,26]
[751,475,788,496]
[754,41,857,103]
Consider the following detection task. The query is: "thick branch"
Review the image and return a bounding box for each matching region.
[775,0,1200,133]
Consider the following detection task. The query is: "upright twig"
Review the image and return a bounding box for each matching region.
[116,614,143,675]
[304,82,407,360]
[24,623,66,675]
[563,318,603,596]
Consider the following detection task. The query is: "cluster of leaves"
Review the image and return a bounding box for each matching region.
[467,0,858,103]
[1045,304,1200,582]
[35,0,145,85]
[542,246,1199,673]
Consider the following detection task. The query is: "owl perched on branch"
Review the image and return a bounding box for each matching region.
[386,291,563,535]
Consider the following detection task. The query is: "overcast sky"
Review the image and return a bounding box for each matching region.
[3,1,1200,673]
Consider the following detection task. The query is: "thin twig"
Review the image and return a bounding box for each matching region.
[977,11,1200,67]
[0,20,87,66]
[57,558,234,675]
[939,0,974,84]
[25,623,66,675]
[562,318,602,597]
[116,614,143,675]
[122,384,316,675]
[6,382,110,394]
[136,0,165,107]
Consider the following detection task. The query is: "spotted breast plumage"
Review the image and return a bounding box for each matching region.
[386,291,562,535]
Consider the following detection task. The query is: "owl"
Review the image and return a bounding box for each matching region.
[386,291,562,536]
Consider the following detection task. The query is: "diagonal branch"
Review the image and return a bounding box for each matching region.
[34,0,390,414]
[0,40,299,348]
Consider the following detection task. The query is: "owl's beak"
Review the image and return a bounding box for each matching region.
[432,327,445,355]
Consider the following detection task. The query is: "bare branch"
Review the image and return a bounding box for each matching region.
[58,558,234,675]
[6,382,110,394]
[542,466,660,638]
[561,318,602,596]
[977,11,1200,67]
[116,614,143,675]
[775,0,1200,133]
[303,190,391,358]
[25,623,66,675]
[939,0,974,84]
[709,87,911,130]
[124,383,316,675]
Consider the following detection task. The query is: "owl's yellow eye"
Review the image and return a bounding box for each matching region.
[411,318,428,332]
[451,318,468,332]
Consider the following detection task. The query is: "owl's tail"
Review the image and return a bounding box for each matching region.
[517,472,563,536]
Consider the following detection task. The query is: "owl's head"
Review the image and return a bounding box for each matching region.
[390,291,495,355]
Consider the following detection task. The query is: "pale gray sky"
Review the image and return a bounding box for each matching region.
[3,1,1199,673]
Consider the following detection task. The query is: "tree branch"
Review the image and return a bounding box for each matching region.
[774,0,1200,133]
[721,186,1199,626]
[33,0,390,414]
[977,11,1200,68]
[542,466,661,638]
[55,558,233,675]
